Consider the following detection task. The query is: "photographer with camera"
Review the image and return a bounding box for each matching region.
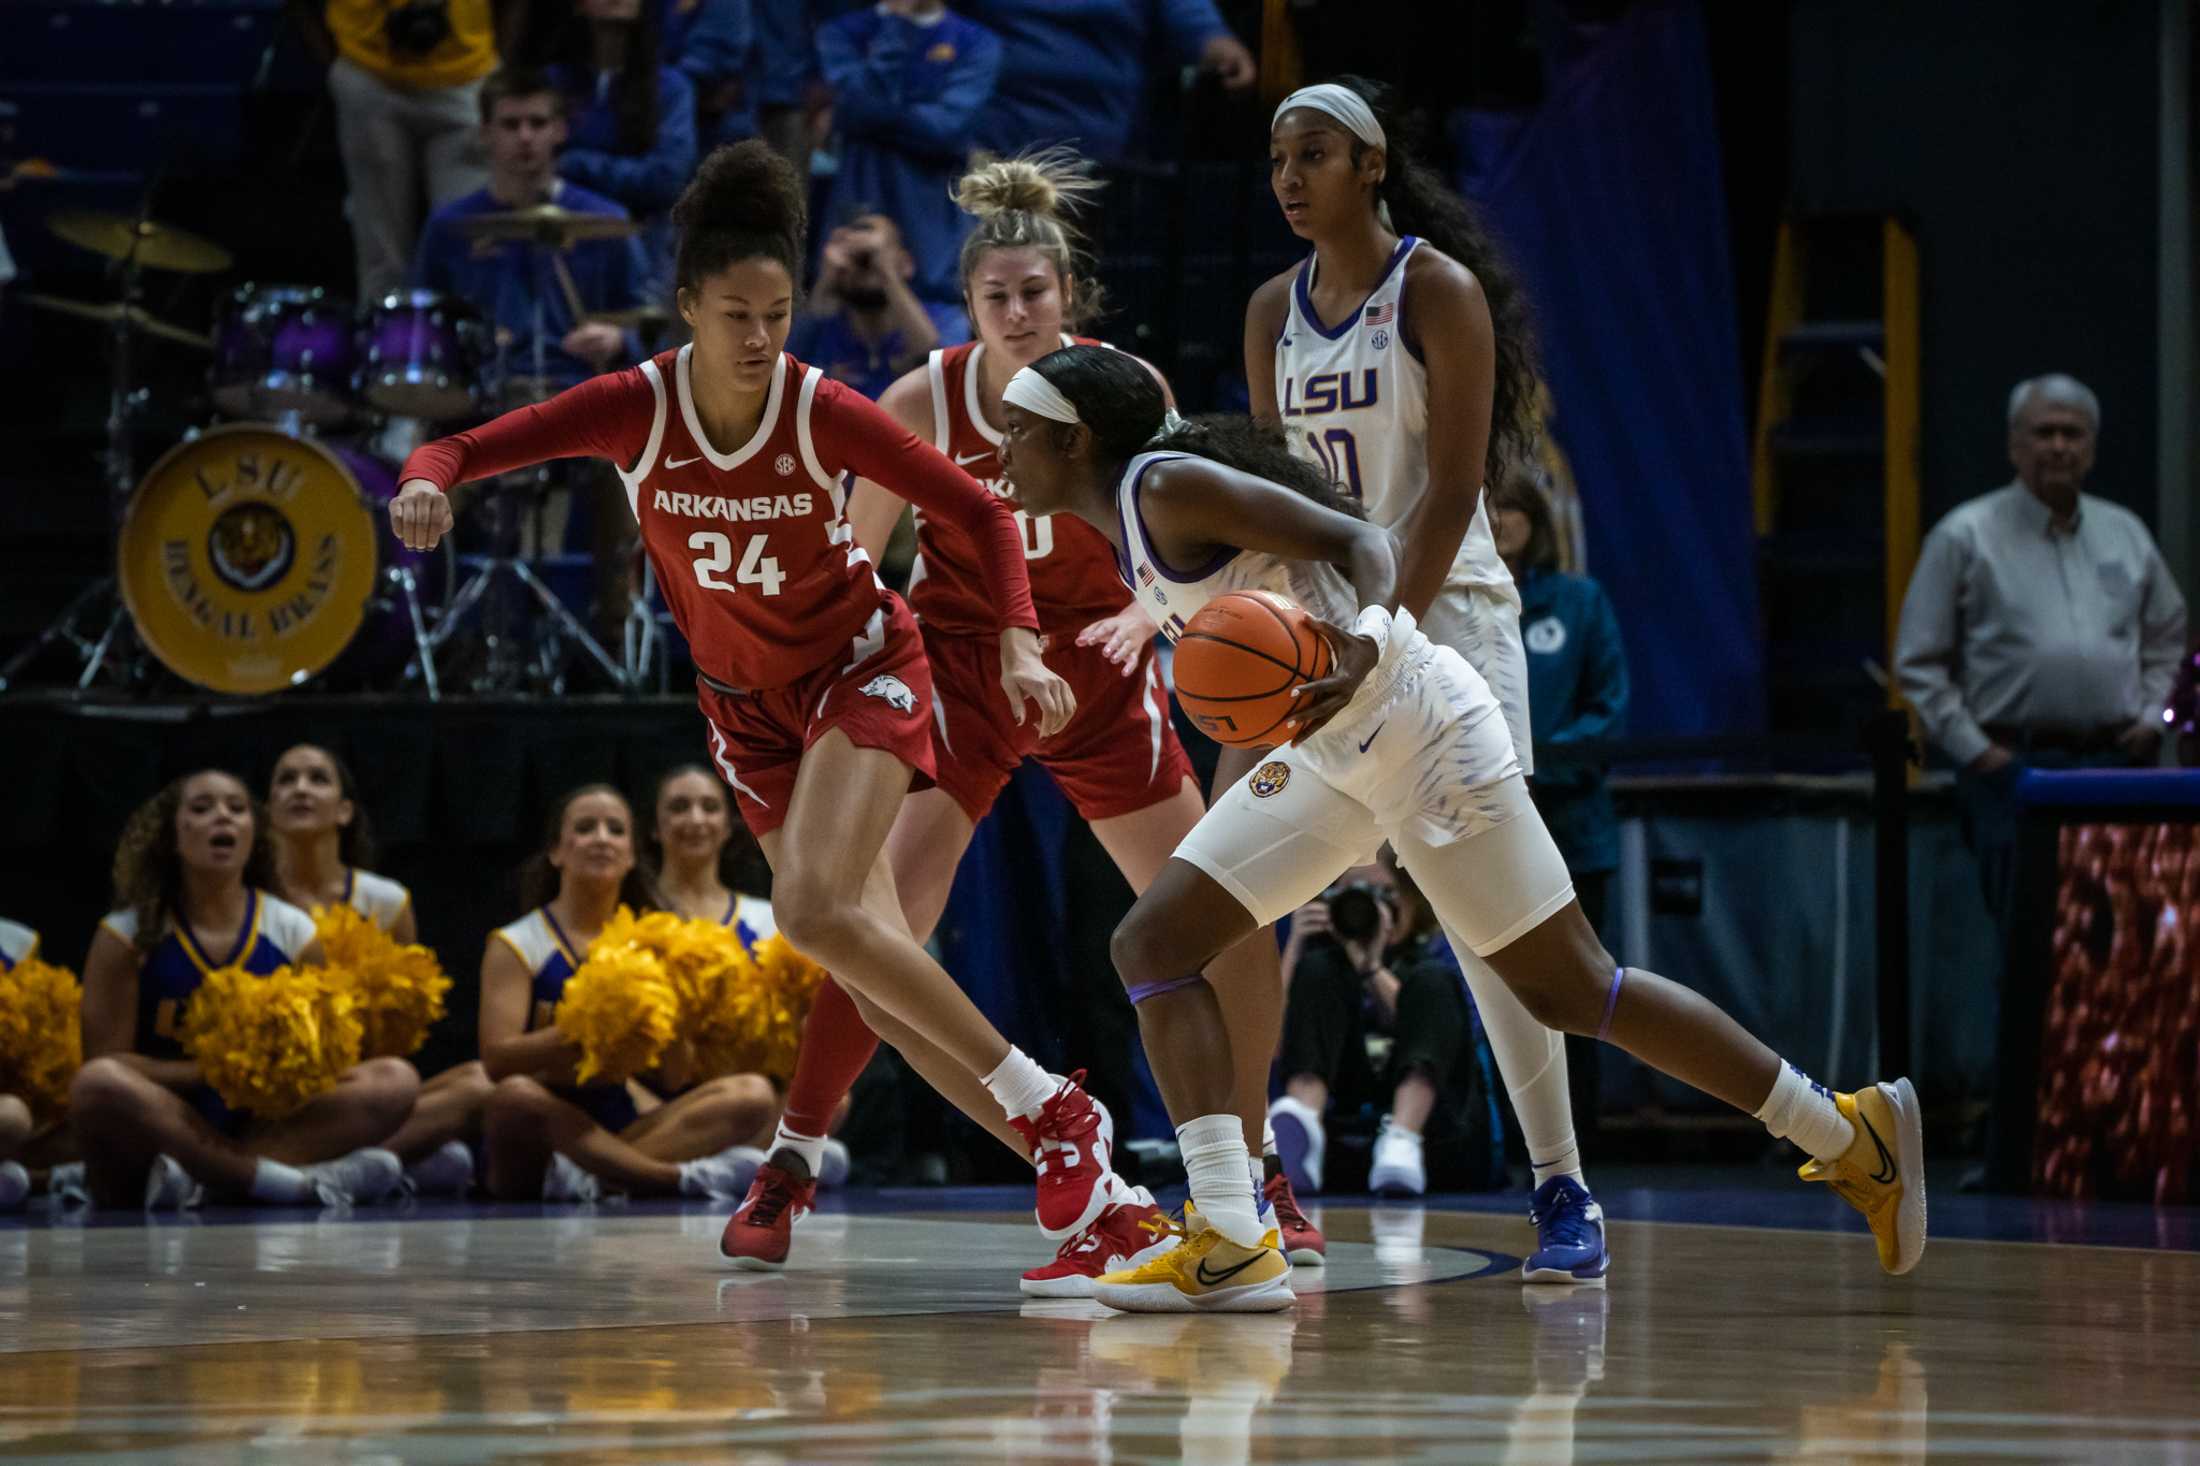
[1270,851,1505,1198]
[297,0,508,299]
[788,213,968,401]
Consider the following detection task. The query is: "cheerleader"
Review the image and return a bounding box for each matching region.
[267,743,417,941]
[267,743,489,1196]
[649,764,777,944]
[0,918,35,1209]
[68,770,418,1209]
[479,783,775,1202]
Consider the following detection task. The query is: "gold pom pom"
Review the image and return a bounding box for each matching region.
[555,938,678,1085]
[744,932,829,1084]
[313,904,452,1059]
[180,965,363,1118]
[0,957,84,1120]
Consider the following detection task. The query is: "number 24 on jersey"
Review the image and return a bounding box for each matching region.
[689,531,787,596]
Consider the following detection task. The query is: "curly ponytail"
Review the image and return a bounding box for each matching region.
[674,141,808,291]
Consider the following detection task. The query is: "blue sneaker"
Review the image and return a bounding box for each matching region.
[1523,1176,1609,1283]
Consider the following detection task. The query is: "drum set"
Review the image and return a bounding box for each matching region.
[1,202,677,700]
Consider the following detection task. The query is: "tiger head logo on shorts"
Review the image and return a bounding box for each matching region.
[1248,760,1291,798]
[860,674,917,714]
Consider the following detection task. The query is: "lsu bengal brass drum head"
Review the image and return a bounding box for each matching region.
[118,425,382,694]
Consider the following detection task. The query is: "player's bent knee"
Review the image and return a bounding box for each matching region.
[771,874,867,961]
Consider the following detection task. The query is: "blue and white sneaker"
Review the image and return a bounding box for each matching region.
[1265,1095,1325,1193]
[1522,1175,1609,1283]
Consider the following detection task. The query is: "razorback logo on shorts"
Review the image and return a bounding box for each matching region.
[860,674,917,714]
[1248,760,1291,798]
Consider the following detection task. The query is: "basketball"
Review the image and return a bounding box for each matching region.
[1172,590,1334,747]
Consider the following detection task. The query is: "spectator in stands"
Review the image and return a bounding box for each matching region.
[299,0,502,299]
[817,0,1001,305]
[790,213,968,400]
[664,0,757,149]
[1896,374,2188,926]
[414,66,644,390]
[1268,851,1503,1199]
[542,0,699,292]
[954,0,1255,164]
[1491,473,1628,1150]
[753,0,825,174]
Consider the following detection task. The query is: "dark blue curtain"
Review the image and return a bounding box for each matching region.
[1455,0,1763,736]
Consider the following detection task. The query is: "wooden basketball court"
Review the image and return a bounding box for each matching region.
[4,1186,2196,1461]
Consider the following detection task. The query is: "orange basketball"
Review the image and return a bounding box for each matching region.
[1172,590,1334,747]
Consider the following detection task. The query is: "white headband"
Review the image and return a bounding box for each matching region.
[1003,366,1081,425]
[1274,84,1393,229]
[1274,84,1386,151]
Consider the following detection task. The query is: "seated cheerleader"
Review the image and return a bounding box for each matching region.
[69,770,420,1209]
[479,783,778,1202]
[0,916,39,1209]
[266,742,489,1197]
[648,764,854,1183]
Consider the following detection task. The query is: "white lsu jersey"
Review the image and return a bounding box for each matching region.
[1275,235,1518,613]
[0,917,38,969]
[1114,451,1359,645]
[1112,450,1516,852]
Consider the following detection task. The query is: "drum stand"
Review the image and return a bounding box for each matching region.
[0,236,153,693]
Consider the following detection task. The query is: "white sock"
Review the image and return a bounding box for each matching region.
[248,1157,313,1203]
[982,1046,1057,1121]
[1262,1118,1277,1159]
[769,1121,827,1179]
[1755,1061,1855,1163]
[1457,942,1587,1189]
[1179,1113,1263,1248]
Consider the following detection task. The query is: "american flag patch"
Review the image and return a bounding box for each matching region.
[1364,301,1396,327]
[1137,563,1156,588]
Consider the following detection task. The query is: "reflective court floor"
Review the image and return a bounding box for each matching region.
[4,1183,2200,1463]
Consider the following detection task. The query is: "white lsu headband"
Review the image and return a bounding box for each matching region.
[1003,365,1081,424]
[1002,364,1190,447]
[1274,84,1393,230]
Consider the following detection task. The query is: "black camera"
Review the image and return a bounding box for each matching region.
[1323,880,1394,947]
[384,0,452,60]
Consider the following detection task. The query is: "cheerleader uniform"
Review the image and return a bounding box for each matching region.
[493,908,640,1132]
[343,869,414,934]
[0,918,37,970]
[720,893,778,950]
[100,892,320,1133]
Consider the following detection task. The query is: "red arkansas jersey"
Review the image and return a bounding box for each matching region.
[399,345,1037,690]
[906,336,1135,642]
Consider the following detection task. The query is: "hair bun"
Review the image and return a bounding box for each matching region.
[955,146,1100,222]
[674,140,806,238]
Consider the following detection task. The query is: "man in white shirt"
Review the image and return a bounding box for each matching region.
[1895,373,2187,921]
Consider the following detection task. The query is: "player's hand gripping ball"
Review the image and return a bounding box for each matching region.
[1172,591,1334,748]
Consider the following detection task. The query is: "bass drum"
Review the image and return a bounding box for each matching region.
[119,425,401,694]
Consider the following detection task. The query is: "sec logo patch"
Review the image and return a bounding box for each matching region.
[774,453,797,476]
[1248,760,1291,798]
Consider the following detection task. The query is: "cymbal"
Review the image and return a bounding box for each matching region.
[584,305,671,329]
[46,210,234,273]
[21,291,214,351]
[458,204,638,245]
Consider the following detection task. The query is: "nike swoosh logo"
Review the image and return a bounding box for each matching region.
[1858,1107,1898,1186]
[665,455,703,470]
[953,450,989,466]
[1194,1252,1265,1287]
[1359,722,1386,753]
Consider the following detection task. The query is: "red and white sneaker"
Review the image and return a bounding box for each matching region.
[1011,1070,1115,1239]
[719,1161,816,1271]
[1021,1183,1178,1298]
[1264,1169,1327,1266]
